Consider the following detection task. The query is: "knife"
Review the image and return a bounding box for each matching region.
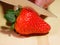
[0,0,57,17]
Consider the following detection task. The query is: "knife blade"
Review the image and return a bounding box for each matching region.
[0,0,57,17]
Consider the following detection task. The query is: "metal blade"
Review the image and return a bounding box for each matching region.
[0,0,57,17]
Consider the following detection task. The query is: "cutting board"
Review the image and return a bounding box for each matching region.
[0,0,60,45]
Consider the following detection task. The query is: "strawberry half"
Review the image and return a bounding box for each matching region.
[14,7,51,35]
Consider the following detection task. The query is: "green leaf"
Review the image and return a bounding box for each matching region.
[4,6,22,30]
[4,9,16,24]
[15,6,22,17]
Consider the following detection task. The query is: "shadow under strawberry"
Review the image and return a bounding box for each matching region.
[0,26,49,38]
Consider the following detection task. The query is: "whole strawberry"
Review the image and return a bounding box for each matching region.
[14,7,51,35]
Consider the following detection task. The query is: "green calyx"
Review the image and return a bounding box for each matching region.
[4,9,16,23]
[4,7,22,30]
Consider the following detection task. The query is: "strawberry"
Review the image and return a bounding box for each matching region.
[14,7,51,35]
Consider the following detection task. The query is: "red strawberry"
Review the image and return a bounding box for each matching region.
[14,7,51,35]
